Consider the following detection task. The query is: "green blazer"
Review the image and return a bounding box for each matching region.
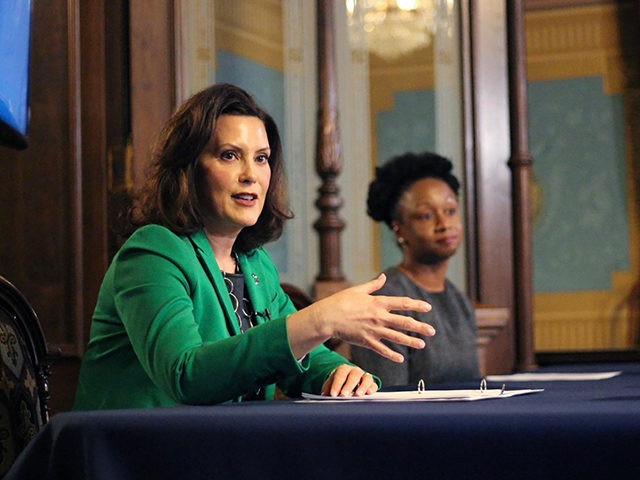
[73,225,351,410]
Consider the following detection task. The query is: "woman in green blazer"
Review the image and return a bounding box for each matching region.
[73,84,435,410]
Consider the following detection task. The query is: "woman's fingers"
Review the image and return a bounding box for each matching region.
[321,365,349,396]
[349,276,432,318]
[356,320,433,362]
[385,312,436,338]
[366,338,406,363]
[354,372,378,396]
[321,365,379,397]
[377,327,426,350]
[338,367,364,397]
[376,294,432,315]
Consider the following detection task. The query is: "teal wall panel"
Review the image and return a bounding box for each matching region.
[529,76,630,292]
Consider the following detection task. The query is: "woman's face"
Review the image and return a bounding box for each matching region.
[393,177,463,265]
[198,114,271,237]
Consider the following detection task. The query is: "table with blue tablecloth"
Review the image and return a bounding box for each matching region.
[6,362,640,479]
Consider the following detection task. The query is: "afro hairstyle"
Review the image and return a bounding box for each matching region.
[366,151,460,228]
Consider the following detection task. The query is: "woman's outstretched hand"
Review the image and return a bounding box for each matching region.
[287,273,435,363]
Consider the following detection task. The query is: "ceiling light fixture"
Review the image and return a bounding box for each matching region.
[346,0,438,60]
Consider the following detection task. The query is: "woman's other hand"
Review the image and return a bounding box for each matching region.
[321,364,378,397]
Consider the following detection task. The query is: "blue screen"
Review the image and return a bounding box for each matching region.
[0,0,32,149]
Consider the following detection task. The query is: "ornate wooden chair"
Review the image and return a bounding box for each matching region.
[0,275,51,476]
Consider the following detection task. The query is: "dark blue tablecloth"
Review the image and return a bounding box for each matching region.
[6,362,640,479]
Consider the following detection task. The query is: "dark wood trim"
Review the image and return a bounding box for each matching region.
[507,1,537,371]
[79,0,110,354]
[67,0,85,356]
[468,0,515,374]
[313,0,350,299]
[460,0,479,300]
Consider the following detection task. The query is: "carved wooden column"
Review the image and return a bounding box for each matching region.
[313,0,350,299]
[507,0,536,371]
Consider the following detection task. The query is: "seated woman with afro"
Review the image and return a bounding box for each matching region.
[350,152,480,386]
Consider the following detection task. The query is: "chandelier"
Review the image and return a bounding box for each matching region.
[346,0,437,61]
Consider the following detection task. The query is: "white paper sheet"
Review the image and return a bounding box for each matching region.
[485,371,621,382]
[299,388,543,402]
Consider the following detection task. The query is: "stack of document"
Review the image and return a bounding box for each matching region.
[300,371,620,402]
[301,388,543,402]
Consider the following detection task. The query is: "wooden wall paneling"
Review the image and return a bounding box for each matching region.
[507,0,537,371]
[67,0,84,358]
[469,0,515,374]
[55,0,177,412]
[619,0,640,350]
[50,0,112,414]
[45,0,85,416]
[56,0,176,412]
[460,0,478,299]
[129,0,176,190]
[105,0,132,260]
[79,0,109,353]
[1,0,134,414]
[0,0,82,355]
[459,0,504,372]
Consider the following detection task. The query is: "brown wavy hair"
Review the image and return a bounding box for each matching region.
[128,83,292,252]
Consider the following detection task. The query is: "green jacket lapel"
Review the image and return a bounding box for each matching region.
[188,230,240,335]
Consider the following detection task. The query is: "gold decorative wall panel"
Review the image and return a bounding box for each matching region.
[526,4,627,92]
